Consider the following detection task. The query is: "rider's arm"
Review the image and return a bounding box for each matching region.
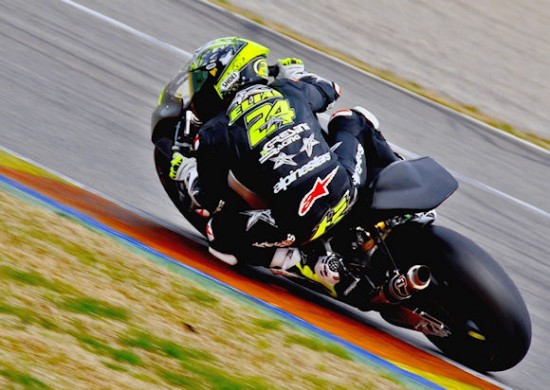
[299,74,341,113]
[275,57,341,113]
[194,121,232,213]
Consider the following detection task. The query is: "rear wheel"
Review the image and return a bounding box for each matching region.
[377,224,531,371]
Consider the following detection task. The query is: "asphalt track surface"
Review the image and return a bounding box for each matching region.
[1,1,549,388]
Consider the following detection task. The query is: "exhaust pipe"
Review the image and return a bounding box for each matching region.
[370,265,431,305]
[406,265,431,292]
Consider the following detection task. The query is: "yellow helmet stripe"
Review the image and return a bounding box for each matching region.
[214,39,269,97]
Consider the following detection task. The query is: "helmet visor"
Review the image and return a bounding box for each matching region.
[188,67,209,101]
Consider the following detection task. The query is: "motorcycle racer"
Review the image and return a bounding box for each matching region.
[167,37,399,298]
[150,38,531,371]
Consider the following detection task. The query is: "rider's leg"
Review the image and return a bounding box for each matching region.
[204,208,360,298]
[327,106,400,184]
[204,208,288,266]
[269,247,360,298]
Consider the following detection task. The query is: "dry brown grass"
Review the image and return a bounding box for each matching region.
[0,188,406,389]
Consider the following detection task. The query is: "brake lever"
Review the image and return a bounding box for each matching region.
[172,110,193,154]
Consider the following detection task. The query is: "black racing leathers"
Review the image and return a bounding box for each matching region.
[192,75,394,265]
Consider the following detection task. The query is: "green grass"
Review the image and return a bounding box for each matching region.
[185,285,220,306]
[252,317,285,331]
[59,297,129,321]
[121,330,213,361]
[156,369,196,387]
[0,301,58,330]
[72,332,143,365]
[285,333,352,360]
[0,368,50,389]
[0,264,73,293]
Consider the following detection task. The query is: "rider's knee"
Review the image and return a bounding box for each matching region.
[327,106,380,141]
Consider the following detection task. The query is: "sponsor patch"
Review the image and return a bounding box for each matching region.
[269,152,297,169]
[273,152,331,193]
[240,209,278,231]
[300,134,320,157]
[220,71,239,92]
[352,144,365,185]
[259,123,310,164]
[298,167,339,216]
[309,190,352,241]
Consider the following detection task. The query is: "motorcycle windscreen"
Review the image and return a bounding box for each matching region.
[369,157,458,212]
[151,61,192,140]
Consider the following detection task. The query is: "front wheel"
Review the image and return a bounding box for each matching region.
[376,224,531,371]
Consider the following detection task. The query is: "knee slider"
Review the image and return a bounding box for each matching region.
[350,106,379,129]
[328,107,380,141]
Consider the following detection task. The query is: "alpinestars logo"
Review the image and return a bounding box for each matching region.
[273,152,331,193]
[298,167,338,216]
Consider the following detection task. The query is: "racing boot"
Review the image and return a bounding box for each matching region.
[269,248,360,298]
[411,209,437,225]
[384,210,437,229]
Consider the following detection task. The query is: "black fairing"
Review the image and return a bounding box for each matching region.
[368,157,458,215]
[151,65,190,148]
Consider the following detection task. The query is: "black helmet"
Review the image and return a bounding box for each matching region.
[187,37,270,121]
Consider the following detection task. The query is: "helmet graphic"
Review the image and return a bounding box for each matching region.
[187,37,270,121]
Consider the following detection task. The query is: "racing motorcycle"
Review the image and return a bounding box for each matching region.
[151,66,531,372]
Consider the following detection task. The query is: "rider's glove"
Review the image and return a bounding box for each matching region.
[276,57,308,80]
[169,152,200,209]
